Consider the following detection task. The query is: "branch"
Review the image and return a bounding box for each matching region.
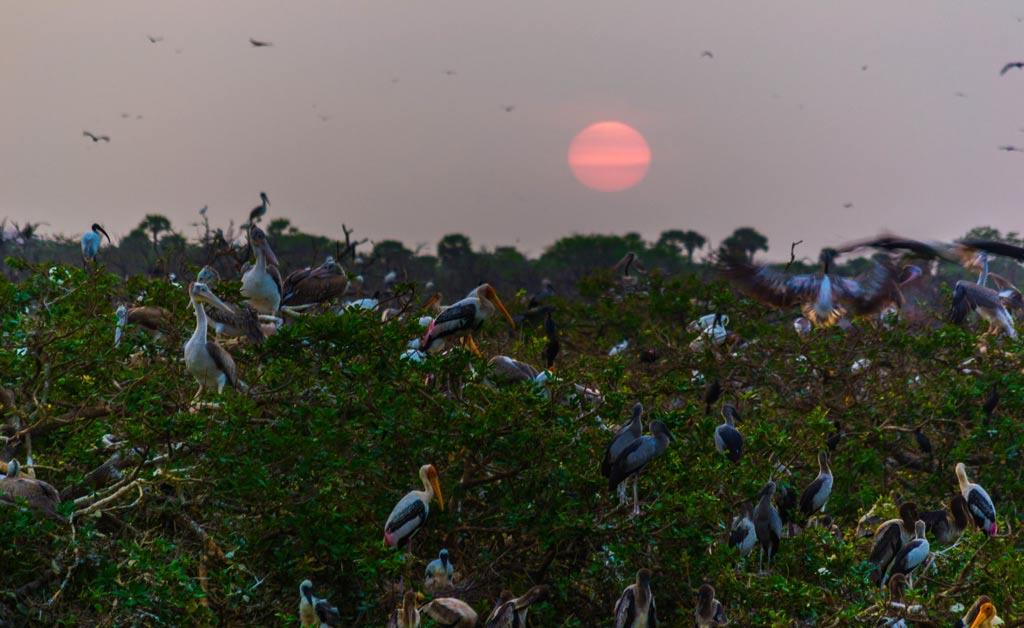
[784,240,803,272]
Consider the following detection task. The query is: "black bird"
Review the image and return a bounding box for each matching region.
[1000,61,1024,75]
[82,131,110,143]
[842,202,854,209]
[443,69,457,76]
[920,495,970,545]
[913,426,932,456]
[249,192,270,224]
[753,481,782,573]
[982,384,998,418]
[826,420,844,452]
[694,583,727,627]
[714,404,743,462]
[776,483,799,535]
[601,403,643,478]
[701,50,714,59]
[799,451,833,519]
[607,421,674,517]
[867,502,918,586]
[146,35,163,43]
[249,38,273,47]
[704,380,722,414]
[543,312,560,369]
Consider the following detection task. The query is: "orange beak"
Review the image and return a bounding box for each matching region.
[430,471,445,511]
[484,286,515,330]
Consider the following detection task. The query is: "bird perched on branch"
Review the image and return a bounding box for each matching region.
[614,569,657,628]
[298,580,340,627]
[0,459,64,522]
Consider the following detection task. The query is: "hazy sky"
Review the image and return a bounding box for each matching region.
[3,1,1024,259]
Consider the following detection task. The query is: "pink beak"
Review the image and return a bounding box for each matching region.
[262,241,280,267]
[421,319,437,349]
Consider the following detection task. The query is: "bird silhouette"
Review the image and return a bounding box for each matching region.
[1000,62,1024,75]
[443,69,457,76]
[146,35,163,43]
[701,50,714,59]
[502,105,515,112]
[82,131,110,143]
[999,145,1024,152]
[861,64,868,71]
[249,38,273,47]
[843,202,854,209]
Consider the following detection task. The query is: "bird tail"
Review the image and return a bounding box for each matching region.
[949,285,971,324]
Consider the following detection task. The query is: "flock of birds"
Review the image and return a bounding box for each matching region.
[2,202,1018,626]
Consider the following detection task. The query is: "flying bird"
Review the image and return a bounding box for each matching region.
[443,69,457,76]
[502,105,516,112]
[249,38,273,47]
[843,202,854,209]
[82,131,110,143]
[146,35,163,43]
[1000,61,1024,75]
[998,145,1024,152]
[701,50,714,59]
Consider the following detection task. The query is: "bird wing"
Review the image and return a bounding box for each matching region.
[385,492,427,537]
[613,587,636,628]
[832,261,899,315]
[205,342,239,387]
[715,425,743,461]
[799,477,825,516]
[601,422,640,477]
[128,306,174,332]
[267,264,283,298]
[282,269,348,306]
[0,477,63,520]
[607,436,656,489]
[648,595,658,627]
[720,260,821,308]
[951,281,1002,323]
[958,239,1024,262]
[427,302,478,339]
[1001,62,1022,75]
[206,303,265,343]
[485,602,515,627]
[966,486,996,525]
[867,522,903,581]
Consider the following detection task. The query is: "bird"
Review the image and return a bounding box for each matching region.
[883,520,930,587]
[424,548,454,594]
[999,61,1024,75]
[487,355,541,384]
[386,591,420,628]
[501,105,516,112]
[982,385,999,418]
[753,480,782,573]
[714,404,743,462]
[720,248,900,327]
[195,266,278,342]
[184,282,244,401]
[799,451,833,519]
[383,464,444,551]
[955,463,997,536]
[484,586,549,627]
[607,420,674,517]
[694,583,727,627]
[82,131,110,143]
[920,495,970,545]
[298,580,340,627]
[956,596,1004,628]
[146,35,163,43]
[728,502,757,557]
[281,256,349,308]
[115,304,175,347]
[843,202,854,209]
[704,379,722,415]
[0,459,63,522]
[420,598,478,627]
[701,50,714,59]
[240,225,284,315]
[998,145,1024,153]
[861,64,868,71]
[826,420,844,452]
[613,569,657,628]
[249,191,270,224]
[601,402,644,478]
[867,502,919,586]
[421,284,515,355]
[913,427,932,456]
[543,312,560,369]
[614,252,646,291]
[249,38,273,47]
[950,280,1019,338]
[81,223,111,264]
[443,69,457,76]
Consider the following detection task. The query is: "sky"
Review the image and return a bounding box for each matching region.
[3,0,1024,260]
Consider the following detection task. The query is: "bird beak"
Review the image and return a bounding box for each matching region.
[98,226,111,243]
[262,240,279,267]
[431,474,445,511]
[204,291,232,313]
[484,286,515,329]
[424,293,441,311]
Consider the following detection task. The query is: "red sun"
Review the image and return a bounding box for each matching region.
[568,121,651,192]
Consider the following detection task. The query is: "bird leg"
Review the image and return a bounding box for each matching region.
[631,476,641,517]
[280,304,315,318]
[466,335,483,357]
[192,385,204,403]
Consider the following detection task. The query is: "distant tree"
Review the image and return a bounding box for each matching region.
[437,234,473,266]
[658,229,706,262]
[138,214,172,254]
[964,226,1002,241]
[721,227,768,262]
[267,218,293,239]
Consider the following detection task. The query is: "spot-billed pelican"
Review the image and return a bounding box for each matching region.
[714,404,743,462]
[607,420,673,517]
[196,266,279,342]
[868,502,918,586]
[921,495,970,545]
[485,585,549,627]
[883,520,929,587]
[799,451,833,519]
[753,481,782,573]
[613,568,656,628]
[420,598,477,627]
[384,464,444,550]
[115,304,174,346]
[955,463,997,536]
[249,191,269,224]
[282,256,348,308]
[694,583,727,627]
[81,223,111,264]
[425,548,454,594]
[0,459,63,522]
[240,225,283,314]
[184,282,245,401]
[421,284,515,355]
[386,591,420,628]
[298,579,340,627]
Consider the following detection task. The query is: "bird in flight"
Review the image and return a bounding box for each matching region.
[701,50,714,59]
[861,65,868,71]
[147,35,163,44]
[443,69,457,76]
[249,38,273,47]
[954,91,968,98]
[1000,62,1024,75]
[82,131,110,143]
[999,145,1024,153]
[843,202,854,209]
[502,105,515,113]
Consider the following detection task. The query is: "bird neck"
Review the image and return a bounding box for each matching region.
[955,466,969,491]
[191,298,208,344]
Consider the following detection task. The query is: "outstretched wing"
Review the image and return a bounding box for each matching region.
[833,260,899,315]
[720,260,820,308]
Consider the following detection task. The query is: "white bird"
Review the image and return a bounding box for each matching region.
[383,464,444,551]
[955,463,998,536]
[81,223,111,264]
[298,580,340,627]
[184,282,245,402]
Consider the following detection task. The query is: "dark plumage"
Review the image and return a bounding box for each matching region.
[0,460,64,522]
[543,312,560,369]
[753,481,782,571]
[694,583,727,627]
[1000,61,1024,75]
[249,38,273,47]
[714,404,743,462]
[884,520,929,586]
[799,451,833,518]
[82,131,110,143]
[607,420,673,491]
[704,380,722,414]
[601,403,643,477]
[982,384,999,418]
[613,569,657,628]
[913,427,932,456]
[867,502,918,586]
[826,420,843,452]
[920,495,970,545]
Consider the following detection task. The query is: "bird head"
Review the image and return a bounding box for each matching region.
[299,579,314,603]
[697,583,715,612]
[914,520,926,538]
[421,464,444,511]
[972,602,1004,628]
[636,568,653,587]
[5,459,20,478]
[189,282,231,313]
[438,548,449,565]
[92,223,111,243]
[259,192,270,208]
[196,265,220,284]
[650,420,675,442]
[898,502,919,527]
[248,225,279,267]
[819,248,838,273]
[477,284,515,329]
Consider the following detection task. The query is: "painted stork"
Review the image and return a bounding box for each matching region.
[955,463,998,536]
[484,585,549,627]
[753,480,782,573]
[868,502,919,586]
[424,548,454,593]
[115,304,174,346]
[613,568,657,628]
[721,248,899,327]
[883,520,929,587]
[81,223,111,264]
[714,403,743,462]
[386,591,421,628]
[607,420,673,517]
[240,225,284,315]
[957,596,1004,628]
[282,256,349,308]
[487,356,541,383]
[799,451,833,519]
[195,266,280,342]
[0,459,63,522]
[384,464,444,550]
[421,284,515,355]
[298,580,340,627]
[419,598,478,627]
[694,583,727,627]
[184,282,244,401]
[921,495,970,545]
[249,191,270,224]
[728,502,757,557]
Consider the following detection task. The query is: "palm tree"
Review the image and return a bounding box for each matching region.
[721,227,768,262]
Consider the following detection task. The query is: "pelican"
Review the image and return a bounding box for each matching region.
[613,568,657,628]
[606,420,673,517]
[384,464,444,551]
[753,481,782,573]
[714,404,743,462]
[921,495,970,545]
[799,451,833,519]
[484,586,549,627]
[298,580,340,627]
[184,282,244,401]
[721,249,899,327]
[694,583,727,627]
[386,591,420,628]
[81,223,111,264]
[282,256,349,308]
[420,598,477,627]
[115,304,174,346]
[950,281,1019,338]
[958,596,1004,628]
[728,502,757,557]
[424,548,454,594]
[0,459,63,522]
[868,502,919,586]
[421,284,515,355]
[240,225,283,314]
[196,266,280,342]
[883,520,929,587]
[955,463,997,536]
[249,191,270,224]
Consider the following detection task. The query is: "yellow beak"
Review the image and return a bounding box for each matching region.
[431,475,445,511]
[485,286,515,330]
